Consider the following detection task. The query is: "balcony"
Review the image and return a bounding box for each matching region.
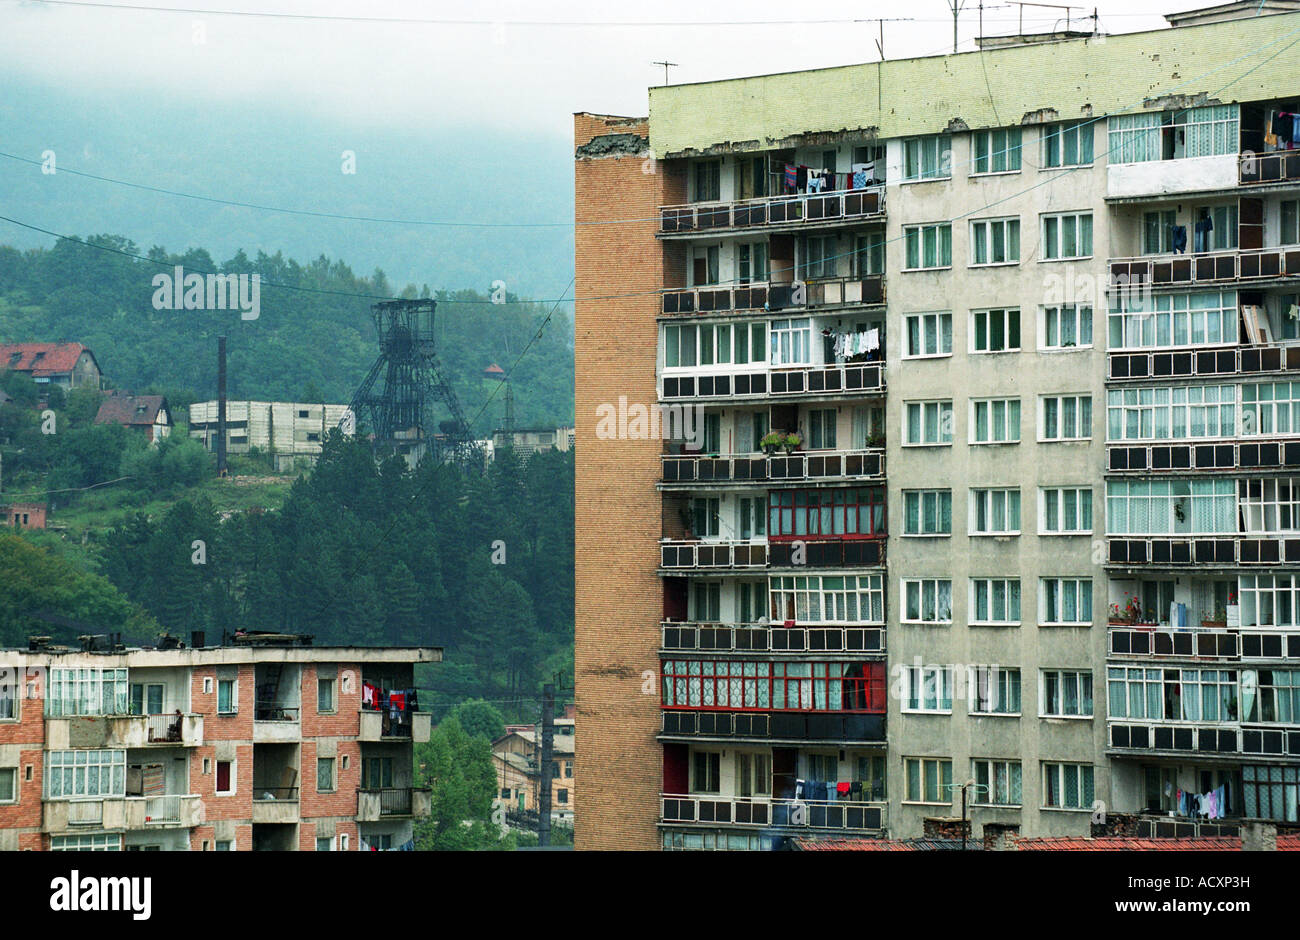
[661,275,885,318]
[1240,149,1300,186]
[660,793,886,833]
[1107,535,1300,568]
[1109,625,1300,662]
[125,794,203,829]
[252,788,300,824]
[660,362,885,403]
[1107,439,1300,475]
[357,787,432,821]
[1109,246,1300,291]
[359,709,431,743]
[1106,153,1239,200]
[1108,721,1300,759]
[253,703,300,742]
[42,794,201,833]
[659,186,885,238]
[46,713,203,749]
[1108,344,1300,383]
[661,448,885,489]
[660,621,885,655]
[659,538,884,572]
[660,710,885,744]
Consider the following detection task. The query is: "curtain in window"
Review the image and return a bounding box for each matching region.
[1109,113,1161,163]
[1184,105,1239,158]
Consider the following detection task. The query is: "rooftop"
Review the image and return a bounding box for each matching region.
[95,391,168,428]
[0,342,94,377]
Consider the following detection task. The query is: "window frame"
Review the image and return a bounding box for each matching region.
[1040,670,1094,718]
[1039,394,1093,442]
[969,308,1021,353]
[904,312,953,359]
[970,398,1021,445]
[900,578,954,624]
[903,223,953,271]
[969,218,1021,267]
[969,488,1022,537]
[1039,487,1093,535]
[902,489,953,537]
[1039,211,1094,261]
[904,400,955,447]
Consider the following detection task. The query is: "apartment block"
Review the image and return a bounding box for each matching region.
[0,634,437,851]
[574,2,1300,850]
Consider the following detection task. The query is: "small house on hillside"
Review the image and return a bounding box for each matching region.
[95,391,172,443]
[0,343,102,391]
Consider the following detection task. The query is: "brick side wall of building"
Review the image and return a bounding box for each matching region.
[574,113,685,850]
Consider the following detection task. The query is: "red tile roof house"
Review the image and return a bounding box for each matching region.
[94,391,172,443]
[0,343,102,391]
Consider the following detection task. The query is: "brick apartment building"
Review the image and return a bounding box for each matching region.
[575,1,1300,850]
[0,633,436,851]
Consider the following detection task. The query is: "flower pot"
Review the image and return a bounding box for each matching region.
[1201,620,1227,629]
[763,444,777,455]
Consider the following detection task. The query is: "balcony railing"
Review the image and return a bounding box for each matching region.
[660,710,885,743]
[661,275,885,317]
[1240,149,1300,186]
[661,793,886,832]
[659,538,885,571]
[1110,246,1300,290]
[1109,626,1300,662]
[660,621,885,654]
[1107,439,1300,474]
[253,786,299,801]
[660,362,885,402]
[1109,720,1300,758]
[1107,536,1300,567]
[661,448,884,486]
[659,186,885,236]
[254,703,300,722]
[137,794,181,823]
[1108,344,1300,382]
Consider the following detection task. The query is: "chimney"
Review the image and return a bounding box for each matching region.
[217,336,227,477]
[1241,819,1278,851]
[191,630,205,649]
[983,822,1020,851]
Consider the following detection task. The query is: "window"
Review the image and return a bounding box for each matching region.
[970,219,1020,266]
[902,665,953,713]
[1105,479,1236,535]
[0,767,15,802]
[317,837,333,851]
[1106,386,1236,441]
[904,758,952,804]
[1040,394,1092,441]
[45,668,128,717]
[217,679,236,714]
[769,318,812,366]
[905,312,952,357]
[565,760,573,778]
[902,135,951,181]
[661,660,886,711]
[1041,487,1093,535]
[1244,766,1300,823]
[902,579,953,624]
[129,684,163,716]
[1043,763,1095,810]
[551,762,561,779]
[1041,670,1093,717]
[1195,204,1238,252]
[971,398,1020,444]
[738,242,769,284]
[970,489,1021,536]
[216,760,233,795]
[1283,200,1299,246]
[1041,304,1092,349]
[904,224,952,269]
[664,322,767,369]
[767,574,885,624]
[0,669,14,720]
[1241,381,1300,436]
[801,236,837,280]
[52,834,121,851]
[905,400,954,446]
[45,750,126,799]
[203,677,213,695]
[767,487,886,537]
[317,758,335,793]
[1238,574,1300,628]
[970,577,1021,624]
[1040,579,1093,626]
[903,490,952,536]
[557,788,569,804]
[855,232,885,276]
[808,408,837,449]
[973,759,1022,806]
[1042,121,1094,168]
[970,666,1021,714]
[317,677,335,713]
[735,752,772,798]
[693,160,720,201]
[972,128,1021,174]
[692,245,720,285]
[1108,290,1238,350]
[363,757,394,789]
[215,840,233,851]
[1041,212,1092,260]
[970,308,1019,352]
[339,834,349,851]
[1143,210,1177,254]
[1240,478,1300,533]
[1109,106,1239,164]
[1106,667,1164,720]
[690,497,720,538]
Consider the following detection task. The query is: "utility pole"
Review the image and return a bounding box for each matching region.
[216,336,228,478]
[652,60,677,86]
[538,682,555,846]
[948,0,963,53]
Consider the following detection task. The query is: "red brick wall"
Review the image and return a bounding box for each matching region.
[193,664,255,740]
[301,662,362,738]
[190,743,253,820]
[574,113,685,850]
[299,739,363,818]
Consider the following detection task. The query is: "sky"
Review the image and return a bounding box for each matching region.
[0,0,1268,295]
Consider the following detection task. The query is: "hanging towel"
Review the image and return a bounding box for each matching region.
[864,328,880,352]
[784,164,798,191]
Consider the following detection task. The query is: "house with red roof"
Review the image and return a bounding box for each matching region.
[0,342,102,391]
[94,391,172,443]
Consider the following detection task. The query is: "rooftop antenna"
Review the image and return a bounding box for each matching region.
[1006,1,1081,35]
[652,60,677,86]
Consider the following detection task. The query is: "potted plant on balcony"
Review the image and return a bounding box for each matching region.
[866,431,886,449]
[1201,606,1228,629]
[760,432,783,455]
[782,432,801,454]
